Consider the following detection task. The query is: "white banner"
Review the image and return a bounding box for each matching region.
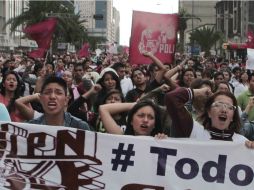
[246,48,254,70]
[0,122,253,190]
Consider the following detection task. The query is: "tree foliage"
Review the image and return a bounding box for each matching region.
[178,8,201,53]
[5,1,87,49]
[189,26,223,56]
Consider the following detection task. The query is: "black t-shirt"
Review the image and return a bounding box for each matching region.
[125,80,160,102]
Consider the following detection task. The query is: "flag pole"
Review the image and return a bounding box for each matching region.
[44,50,49,67]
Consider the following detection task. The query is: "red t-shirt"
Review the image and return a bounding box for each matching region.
[0,94,26,122]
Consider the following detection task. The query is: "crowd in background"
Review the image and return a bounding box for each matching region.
[0,49,254,145]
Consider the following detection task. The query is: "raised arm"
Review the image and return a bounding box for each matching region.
[99,102,136,135]
[165,87,193,137]
[143,51,167,83]
[165,87,212,137]
[140,83,170,102]
[164,57,188,81]
[15,93,40,120]
[67,84,102,120]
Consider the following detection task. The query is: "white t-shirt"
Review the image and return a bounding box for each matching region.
[191,120,247,143]
[121,77,134,97]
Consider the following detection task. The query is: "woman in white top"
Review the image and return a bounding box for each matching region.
[165,87,254,148]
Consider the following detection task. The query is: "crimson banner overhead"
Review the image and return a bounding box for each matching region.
[129,11,178,65]
[78,42,90,58]
[247,29,254,49]
[23,18,58,58]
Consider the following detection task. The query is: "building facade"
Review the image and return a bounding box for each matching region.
[0,0,37,52]
[75,0,119,44]
[1,0,119,52]
[215,0,254,44]
[179,0,217,52]
[112,7,120,44]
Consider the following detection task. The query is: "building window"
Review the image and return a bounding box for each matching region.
[233,10,237,31]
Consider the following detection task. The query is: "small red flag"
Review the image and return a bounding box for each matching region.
[129,11,178,65]
[123,46,129,55]
[78,42,90,58]
[23,18,58,58]
[247,29,254,48]
[28,48,47,59]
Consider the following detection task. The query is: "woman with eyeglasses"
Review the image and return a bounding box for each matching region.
[165,87,254,148]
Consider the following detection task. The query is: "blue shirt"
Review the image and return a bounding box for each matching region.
[28,112,91,131]
[0,103,11,122]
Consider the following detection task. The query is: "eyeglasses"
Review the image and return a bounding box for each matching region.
[211,101,236,111]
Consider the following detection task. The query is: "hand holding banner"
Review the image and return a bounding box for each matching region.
[0,122,253,190]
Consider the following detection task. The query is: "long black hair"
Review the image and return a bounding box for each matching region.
[94,70,122,112]
[97,70,122,92]
[125,100,162,136]
[0,71,23,112]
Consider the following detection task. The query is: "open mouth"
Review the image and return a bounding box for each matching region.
[48,102,57,109]
[140,124,148,129]
[218,115,227,122]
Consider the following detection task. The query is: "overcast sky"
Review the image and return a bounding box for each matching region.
[113,0,179,46]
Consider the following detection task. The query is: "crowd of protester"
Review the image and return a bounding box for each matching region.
[0,50,254,147]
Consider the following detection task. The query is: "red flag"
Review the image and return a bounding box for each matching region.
[229,43,248,49]
[78,42,90,58]
[123,46,129,55]
[28,48,47,59]
[247,29,254,48]
[129,11,178,65]
[23,18,58,58]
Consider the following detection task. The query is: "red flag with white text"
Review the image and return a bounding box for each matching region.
[78,42,90,58]
[129,11,178,65]
[23,18,58,58]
